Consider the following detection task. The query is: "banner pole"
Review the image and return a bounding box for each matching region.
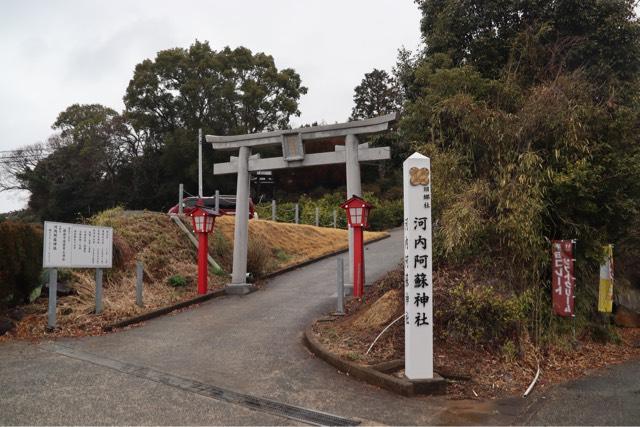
[572,239,577,344]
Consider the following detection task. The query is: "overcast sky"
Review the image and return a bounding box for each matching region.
[0,0,422,213]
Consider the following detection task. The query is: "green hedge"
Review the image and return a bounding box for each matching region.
[0,221,43,308]
[255,192,403,231]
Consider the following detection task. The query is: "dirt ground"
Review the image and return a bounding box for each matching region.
[313,266,640,400]
[1,209,386,342]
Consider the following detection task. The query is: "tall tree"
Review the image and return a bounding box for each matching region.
[350,69,402,120]
[401,0,640,312]
[124,41,308,137]
[16,104,135,220]
[121,41,308,209]
[416,0,640,88]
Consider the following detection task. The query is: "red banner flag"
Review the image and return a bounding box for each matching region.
[552,240,575,317]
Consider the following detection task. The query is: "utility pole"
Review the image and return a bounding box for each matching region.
[198,128,203,198]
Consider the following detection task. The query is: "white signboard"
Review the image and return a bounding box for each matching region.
[403,152,433,379]
[43,221,113,268]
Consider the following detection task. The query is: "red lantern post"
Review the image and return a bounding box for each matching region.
[340,195,374,298]
[189,200,219,294]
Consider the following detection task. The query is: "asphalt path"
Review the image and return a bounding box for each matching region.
[0,227,457,425]
[517,358,640,425]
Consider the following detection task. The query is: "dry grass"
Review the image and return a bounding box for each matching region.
[2,209,388,341]
[352,289,402,330]
[214,216,387,271]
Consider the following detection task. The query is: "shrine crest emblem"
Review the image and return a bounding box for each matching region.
[409,167,430,186]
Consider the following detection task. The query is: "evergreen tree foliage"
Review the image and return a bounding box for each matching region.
[400,1,640,326]
[350,69,402,120]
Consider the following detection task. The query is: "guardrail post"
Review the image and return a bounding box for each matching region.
[178,183,184,215]
[215,190,220,215]
[136,261,144,307]
[295,203,299,224]
[336,258,345,315]
[272,200,276,221]
[95,268,103,314]
[47,268,57,330]
[315,207,320,227]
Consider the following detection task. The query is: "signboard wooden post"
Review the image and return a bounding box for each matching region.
[403,153,433,380]
[43,221,113,329]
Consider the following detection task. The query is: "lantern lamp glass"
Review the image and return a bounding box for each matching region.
[350,207,363,225]
[206,216,214,233]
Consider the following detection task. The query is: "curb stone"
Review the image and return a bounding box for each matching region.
[303,323,446,397]
[103,289,226,331]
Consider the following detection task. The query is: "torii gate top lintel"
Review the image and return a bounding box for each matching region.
[205,112,398,151]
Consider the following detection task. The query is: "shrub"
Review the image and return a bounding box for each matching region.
[209,229,232,272]
[0,221,44,309]
[257,192,403,231]
[585,322,621,344]
[111,234,133,269]
[247,238,274,278]
[437,283,528,346]
[167,275,188,287]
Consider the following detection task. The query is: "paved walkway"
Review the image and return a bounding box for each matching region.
[518,358,640,425]
[1,228,465,425]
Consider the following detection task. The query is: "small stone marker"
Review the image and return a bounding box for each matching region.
[47,268,57,330]
[136,261,144,307]
[403,152,433,379]
[336,257,345,315]
[95,268,103,314]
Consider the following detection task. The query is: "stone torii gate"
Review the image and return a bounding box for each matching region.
[207,112,397,294]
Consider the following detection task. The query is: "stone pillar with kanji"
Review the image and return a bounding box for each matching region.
[403,152,433,380]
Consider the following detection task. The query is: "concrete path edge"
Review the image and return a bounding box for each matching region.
[103,289,226,331]
[303,323,446,397]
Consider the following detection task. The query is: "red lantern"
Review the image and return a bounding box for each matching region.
[341,196,373,228]
[189,200,220,294]
[340,196,374,298]
[190,206,216,234]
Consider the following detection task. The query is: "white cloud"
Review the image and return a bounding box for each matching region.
[0,0,421,213]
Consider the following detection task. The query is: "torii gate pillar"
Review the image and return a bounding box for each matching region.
[345,134,362,286]
[228,146,251,292]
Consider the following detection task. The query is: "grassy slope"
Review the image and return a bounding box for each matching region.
[215,215,387,272]
[3,209,387,340]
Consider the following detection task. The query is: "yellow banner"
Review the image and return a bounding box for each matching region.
[598,245,614,313]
